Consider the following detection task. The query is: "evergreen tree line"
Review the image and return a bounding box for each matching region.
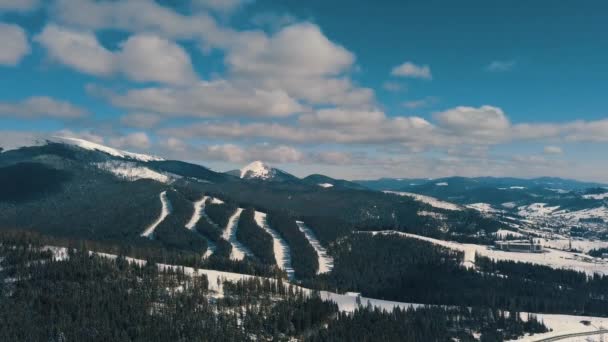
[308,233,608,316]
[0,238,548,342]
[236,208,276,265]
[267,212,319,279]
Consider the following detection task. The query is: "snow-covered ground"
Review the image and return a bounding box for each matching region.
[495,229,525,239]
[318,183,334,188]
[210,197,224,204]
[295,221,334,274]
[583,192,608,200]
[511,314,608,341]
[518,203,561,217]
[467,202,503,214]
[384,191,462,211]
[55,136,164,162]
[96,161,172,183]
[222,209,253,261]
[541,239,608,253]
[185,196,216,258]
[366,231,608,276]
[140,191,172,239]
[436,182,449,186]
[254,211,295,280]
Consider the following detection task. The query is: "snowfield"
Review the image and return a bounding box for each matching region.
[222,209,253,261]
[96,161,172,183]
[296,221,334,274]
[254,211,295,280]
[55,136,164,162]
[365,231,608,276]
[318,183,334,188]
[384,191,462,211]
[140,191,172,239]
[436,182,449,186]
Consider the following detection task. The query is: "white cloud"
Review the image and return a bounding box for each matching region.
[102,80,305,118]
[0,0,39,12]
[48,1,373,108]
[486,60,516,72]
[0,96,88,119]
[391,61,432,80]
[543,146,563,155]
[435,105,510,139]
[35,25,197,85]
[35,24,114,75]
[299,108,386,126]
[117,34,197,85]
[108,132,151,150]
[0,23,30,66]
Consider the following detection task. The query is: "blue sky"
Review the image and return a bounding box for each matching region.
[1,0,607,181]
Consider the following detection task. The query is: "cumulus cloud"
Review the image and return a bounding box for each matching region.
[0,23,30,66]
[0,0,39,12]
[543,146,563,155]
[391,61,432,80]
[435,105,510,136]
[108,132,151,150]
[103,80,304,118]
[35,25,197,85]
[0,96,88,119]
[486,60,516,72]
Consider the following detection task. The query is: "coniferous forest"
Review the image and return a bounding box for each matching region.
[0,232,549,342]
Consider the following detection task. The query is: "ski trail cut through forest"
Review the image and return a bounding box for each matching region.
[141,191,172,239]
[296,221,334,274]
[254,211,295,280]
[185,195,216,258]
[223,208,253,261]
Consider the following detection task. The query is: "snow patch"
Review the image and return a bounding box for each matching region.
[583,192,608,200]
[510,186,526,190]
[240,161,274,179]
[435,182,448,186]
[466,203,502,213]
[141,191,171,239]
[55,136,164,162]
[296,221,334,274]
[96,161,172,183]
[254,211,295,280]
[318,183,334,188]
[384,191,462,211]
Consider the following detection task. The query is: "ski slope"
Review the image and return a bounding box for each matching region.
[185,196,216,258]
[296,221,334,274]
[254,211,295,280]
[367,231,608,276]
[140,191,171,239]
[96,161,171,183]
[222,209,253,261]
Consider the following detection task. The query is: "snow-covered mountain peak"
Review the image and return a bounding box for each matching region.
[53,136,164,162]
[240,161,275,179]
